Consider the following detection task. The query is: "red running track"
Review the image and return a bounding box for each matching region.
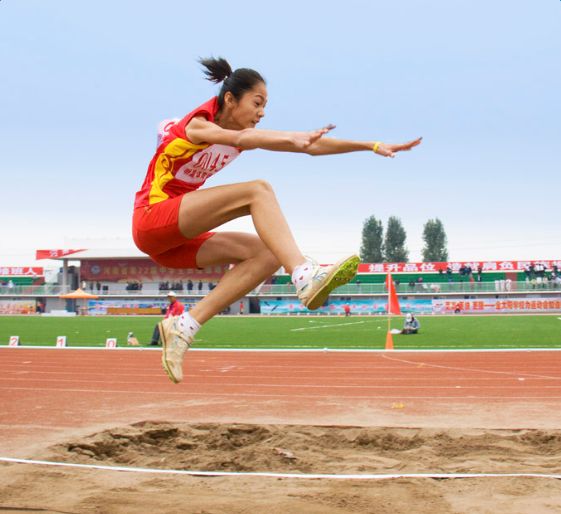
[2,348,561,456]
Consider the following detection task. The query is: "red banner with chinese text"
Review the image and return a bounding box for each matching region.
[36,249,85,260]
[0,267,44,277]
[80,259,228,281]
[358,260,561,274]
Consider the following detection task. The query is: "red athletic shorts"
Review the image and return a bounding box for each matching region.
[132,195,214,269]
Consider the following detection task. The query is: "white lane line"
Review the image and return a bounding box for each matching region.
[382,354,561,381]
[3,374,558,382]
[3,376,560,389]
[1,386,561,400]
[1,457,561,481]
[3,346,561,352]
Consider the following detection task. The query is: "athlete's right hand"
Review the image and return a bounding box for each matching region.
[292,124,335,149]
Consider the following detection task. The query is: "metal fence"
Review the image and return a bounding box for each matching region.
[2,279,560,297]
[257,280,560,296]
[0,285,71,296]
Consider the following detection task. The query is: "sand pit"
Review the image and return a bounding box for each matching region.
[2,422,561,513]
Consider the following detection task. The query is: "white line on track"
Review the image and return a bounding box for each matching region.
[3,376,559,389]
[0,457,560,481]
[2,374,556,382]
[3,346,561,353]
[2,386,561,400]
[382,354,561,381]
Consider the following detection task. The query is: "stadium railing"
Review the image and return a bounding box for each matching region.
[0,285,71,296]
[1,280,560,297]
[254,280,561,296]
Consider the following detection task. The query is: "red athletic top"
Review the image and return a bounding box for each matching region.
[165,299,185,318]
[134,97,241,208]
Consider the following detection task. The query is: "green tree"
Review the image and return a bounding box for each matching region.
[360,216,384,263]
[384,216,409,262]
[421,218,448,262]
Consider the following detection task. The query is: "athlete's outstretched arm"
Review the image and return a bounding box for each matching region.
[187,117,335,151]
[305,136,422,157]
[186,117,421,157]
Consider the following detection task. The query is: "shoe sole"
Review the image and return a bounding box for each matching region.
[307,255,361,310]
[158,321,180,384]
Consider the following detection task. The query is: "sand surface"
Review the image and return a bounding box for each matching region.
[1,422,561,513]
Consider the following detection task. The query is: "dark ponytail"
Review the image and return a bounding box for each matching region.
[199,56,266,109]
[199,57,232,84]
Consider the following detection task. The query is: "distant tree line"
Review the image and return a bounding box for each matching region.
[360,216,448,263]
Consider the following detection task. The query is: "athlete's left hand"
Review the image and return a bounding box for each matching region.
[293,124,336,149]
[375,137,423,158]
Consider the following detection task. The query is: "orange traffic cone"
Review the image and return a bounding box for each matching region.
[385,331,394,350]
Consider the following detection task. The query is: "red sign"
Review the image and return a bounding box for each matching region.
[80,258,228,281]
[36,249,85,260]
[358,260,561,274]
[0,267,44,277]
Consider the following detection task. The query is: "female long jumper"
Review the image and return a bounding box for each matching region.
[132,57,422,383]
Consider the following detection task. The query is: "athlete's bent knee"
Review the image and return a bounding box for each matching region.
[249,179,275,199]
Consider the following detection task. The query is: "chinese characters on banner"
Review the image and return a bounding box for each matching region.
[258,298,561,315]
[80,258,228,281]
[0,267,43,277]
[35,249,84,260]
[434,299,561,314]
[358,260,561,274]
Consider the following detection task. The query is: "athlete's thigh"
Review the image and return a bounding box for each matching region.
[195,232,268,268]
[178,181,262,239]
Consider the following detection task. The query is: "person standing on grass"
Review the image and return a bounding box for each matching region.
[132,57,422,383]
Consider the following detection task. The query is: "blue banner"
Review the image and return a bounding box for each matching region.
[259,298,434,315]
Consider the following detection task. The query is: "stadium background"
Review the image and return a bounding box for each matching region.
[1,249,559,319]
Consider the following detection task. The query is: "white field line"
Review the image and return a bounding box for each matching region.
[1,457,561,481]
[291,320,377,331]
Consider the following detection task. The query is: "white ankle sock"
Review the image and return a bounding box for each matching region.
[291,260,314,290]
[177,312,201,338]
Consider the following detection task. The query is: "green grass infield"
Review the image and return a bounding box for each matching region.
[1,314,560,350]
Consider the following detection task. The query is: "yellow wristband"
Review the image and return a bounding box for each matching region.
[373,142,381,154]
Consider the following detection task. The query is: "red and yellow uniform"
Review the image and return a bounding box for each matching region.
[132,98,240,268]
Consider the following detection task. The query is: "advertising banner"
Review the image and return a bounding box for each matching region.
[35,249,84,260]
[433,298,561,314]
[259,298,434,315]
[259,297,561,315]
[80,259,228,282]
[0,267,43,277]
[0,300,37,314]
[86,298,201,315]
[358,260,561,274]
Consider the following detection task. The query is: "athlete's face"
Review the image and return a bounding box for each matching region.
[226,82,267,129]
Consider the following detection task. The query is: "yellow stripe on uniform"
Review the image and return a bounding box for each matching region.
[149,138,209,204]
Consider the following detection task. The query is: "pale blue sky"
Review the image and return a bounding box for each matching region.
[1,0,560,267]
